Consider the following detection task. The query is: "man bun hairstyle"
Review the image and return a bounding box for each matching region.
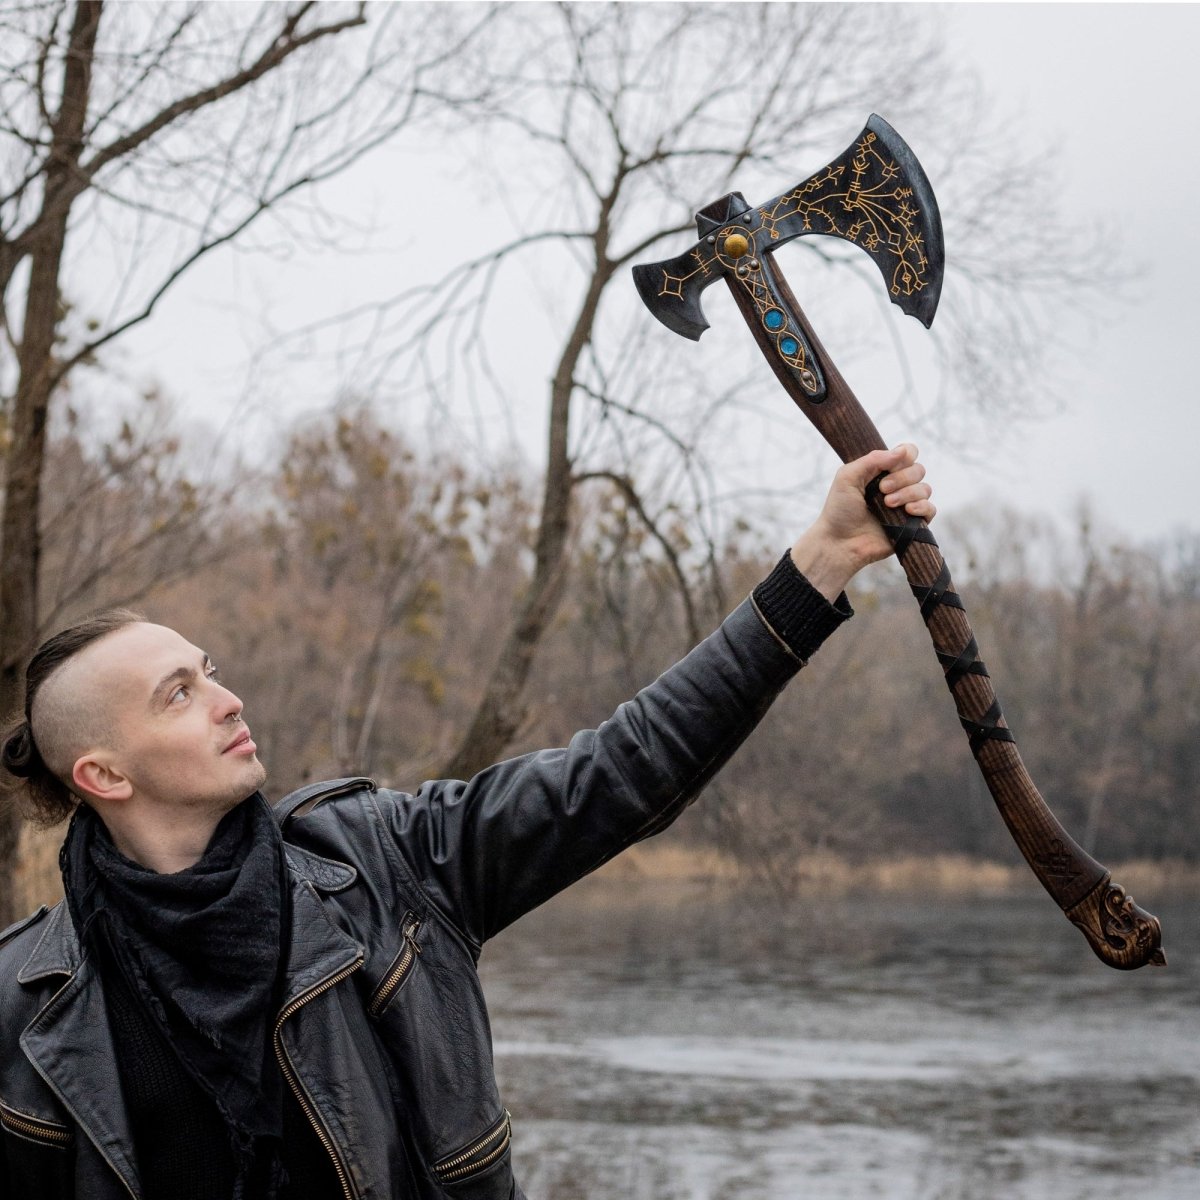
[0,720,38,776]
[1,608,144,827]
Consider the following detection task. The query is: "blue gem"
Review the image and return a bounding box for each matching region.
[764,309,785,331]
[780,337,799,356]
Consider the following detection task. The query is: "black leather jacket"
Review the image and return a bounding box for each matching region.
[0,574,846,1199]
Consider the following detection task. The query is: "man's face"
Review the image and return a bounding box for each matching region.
[76,622,267,812]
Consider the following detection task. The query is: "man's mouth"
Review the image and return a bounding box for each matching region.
[222,728,256,756]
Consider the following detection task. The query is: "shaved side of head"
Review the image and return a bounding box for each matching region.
[30,645,128,784]
[1,609,145,825]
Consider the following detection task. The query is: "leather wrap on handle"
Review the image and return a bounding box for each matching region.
[724,267,1166,970]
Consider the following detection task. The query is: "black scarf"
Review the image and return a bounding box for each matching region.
[62,793,291,1200]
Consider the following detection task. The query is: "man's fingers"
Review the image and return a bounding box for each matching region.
[842,443,919,489]
[883,486,936,522]
[880,480,932,507]
[877,462,926,494]
[833,442,934,524]
[902,496,937,522]
[873,444,934,522]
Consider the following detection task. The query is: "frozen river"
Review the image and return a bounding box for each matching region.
[478,883,1199,1199]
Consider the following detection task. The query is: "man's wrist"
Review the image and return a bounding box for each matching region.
[752,551,853,662]
[788,528,864,603]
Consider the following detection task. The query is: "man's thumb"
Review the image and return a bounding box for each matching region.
[842,445,909,491]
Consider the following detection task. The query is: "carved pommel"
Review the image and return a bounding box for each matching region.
[1064,877,1167,970]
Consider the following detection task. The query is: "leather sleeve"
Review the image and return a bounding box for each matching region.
[378,585,848,946]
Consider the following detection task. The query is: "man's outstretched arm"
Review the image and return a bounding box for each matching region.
[382,446,934,946]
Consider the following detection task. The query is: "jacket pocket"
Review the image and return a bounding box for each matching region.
[0,1100,72,1149]
[433,1109,512,1185]
[366,912,422,1018]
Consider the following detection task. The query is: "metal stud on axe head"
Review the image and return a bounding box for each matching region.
[631,116,1166,971]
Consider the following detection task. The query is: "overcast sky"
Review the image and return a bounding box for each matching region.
[112,2,1199,550]
[936,2,1198,545]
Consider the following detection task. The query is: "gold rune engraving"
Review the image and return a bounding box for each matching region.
[755,132,932,300]
[658,271,687,300]
[658,250,712,300]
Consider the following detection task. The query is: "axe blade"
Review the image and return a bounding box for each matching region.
[632,248,713,342]
[633,114,945,341]
[854,113,944,328]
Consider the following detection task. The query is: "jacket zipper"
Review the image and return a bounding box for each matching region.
[0,1100,72,1148]
[434,1109,512,1182]
[367,915,422,1018]
[273,956,364,1200]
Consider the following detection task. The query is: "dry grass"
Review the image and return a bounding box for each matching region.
[591,842,742,884]
[591,845,1025,894]
[12,821,1200,918]
[794,852,1020,895]
[593,843,1200,897]
[1103,857,1200,897]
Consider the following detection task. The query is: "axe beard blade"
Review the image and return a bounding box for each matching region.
[632,260,710,341]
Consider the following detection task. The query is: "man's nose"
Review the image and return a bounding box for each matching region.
[214,684,244,722]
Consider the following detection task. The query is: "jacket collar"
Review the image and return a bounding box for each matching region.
[277,854,364,1009]
[17,846,363,1199]
[16,899,78,984]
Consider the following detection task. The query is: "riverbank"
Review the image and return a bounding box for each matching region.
[15,817,1198,916]
[588,841,1200,898]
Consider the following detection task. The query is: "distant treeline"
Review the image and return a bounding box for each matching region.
[26,405,1200,888]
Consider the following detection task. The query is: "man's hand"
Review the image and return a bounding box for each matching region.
[789,444,935,602]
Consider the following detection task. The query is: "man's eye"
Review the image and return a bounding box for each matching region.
[170,685,189,704]
[205,663,220,681]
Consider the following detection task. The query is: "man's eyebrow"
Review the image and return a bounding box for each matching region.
[149,652,211,708]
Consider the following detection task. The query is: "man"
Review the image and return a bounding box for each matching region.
[0,445,933,1199]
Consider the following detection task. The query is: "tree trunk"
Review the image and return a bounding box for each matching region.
[441,259,613,780]
[0,1,102,927]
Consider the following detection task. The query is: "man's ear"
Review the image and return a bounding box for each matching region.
[72,754,133,804]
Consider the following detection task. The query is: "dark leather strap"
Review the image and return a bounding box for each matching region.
[883,516,938,561]
[960,697,1016,754]
[937,636,991,689]
[865,472,1012,748]
[910,559,963,618]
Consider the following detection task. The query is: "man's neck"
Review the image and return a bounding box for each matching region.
[102,800,241,874]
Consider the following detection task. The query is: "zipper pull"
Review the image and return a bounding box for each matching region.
[404,918,422,953]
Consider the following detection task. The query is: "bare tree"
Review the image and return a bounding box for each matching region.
[0,0,496,924]
[34,386,239,619]
[304,3,1113,779]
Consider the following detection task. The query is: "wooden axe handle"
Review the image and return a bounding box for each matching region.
[724,272,1166,970]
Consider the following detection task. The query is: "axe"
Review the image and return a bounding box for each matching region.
[633,114,1165,970]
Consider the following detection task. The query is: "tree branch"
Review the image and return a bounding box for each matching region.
[573,467,701,644]
[5,2,368,273]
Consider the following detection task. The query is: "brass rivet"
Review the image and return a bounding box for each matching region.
[724,234,750,259]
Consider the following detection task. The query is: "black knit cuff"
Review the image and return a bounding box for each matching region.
[751,551,853,661]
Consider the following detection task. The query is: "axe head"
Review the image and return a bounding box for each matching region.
[633,114,944,341]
